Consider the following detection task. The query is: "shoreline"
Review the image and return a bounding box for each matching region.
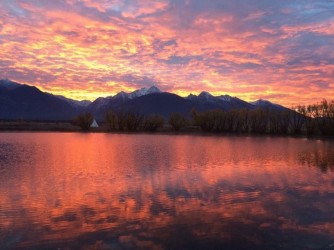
[0,121,333,140]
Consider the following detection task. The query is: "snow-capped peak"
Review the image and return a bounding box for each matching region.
[114,91,129,100]
[251,99,272,106]
[146,86,161,94]
[198,91,214,99]
[251,99,284,110]
[218,95,232,102]
[93,96,114,109]
[128,86,161,99]
[198,91,219,102]
[187,92,237,104]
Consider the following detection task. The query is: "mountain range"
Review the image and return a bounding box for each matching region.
[0,79,287,121]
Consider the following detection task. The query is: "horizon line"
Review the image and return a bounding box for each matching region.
[1,78,287,105]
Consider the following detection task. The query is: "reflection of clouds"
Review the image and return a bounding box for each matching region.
[0,134,334,249]
[0,1,334,104]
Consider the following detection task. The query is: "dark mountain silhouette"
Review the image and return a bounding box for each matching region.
[0,80,288,121]
[89,91,257,120]
[110,92,194,118]
[55,95,91,108]
[0,79,21,90]
[187,91,254,111]
[0,81,82,120]
[251,99,288,111]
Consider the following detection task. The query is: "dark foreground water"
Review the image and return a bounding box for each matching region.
[0,133,333,250]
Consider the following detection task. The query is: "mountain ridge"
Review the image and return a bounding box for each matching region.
[0,79,288,120]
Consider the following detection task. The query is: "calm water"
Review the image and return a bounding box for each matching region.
[0,133,334,250]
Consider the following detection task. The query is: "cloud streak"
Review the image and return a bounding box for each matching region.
[0,0,334,105]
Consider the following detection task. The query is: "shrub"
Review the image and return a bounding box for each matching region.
[143,115,165,131]
[169,113,187,131]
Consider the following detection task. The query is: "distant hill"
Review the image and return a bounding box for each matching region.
[114,92,195,118]
[0,80,82,120]
[186,91,254,111]
[0,79,289,121]
[250,99,288,111]
[55,95,91,108]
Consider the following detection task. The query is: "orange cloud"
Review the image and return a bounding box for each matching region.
[0,0,334,106]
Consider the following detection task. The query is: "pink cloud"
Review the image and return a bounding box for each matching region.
[1,0,334,106]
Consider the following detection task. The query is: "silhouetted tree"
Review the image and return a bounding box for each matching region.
[192,109,216,132]
[237,109,250,133]
[125,112,144,131]
[225,110,235,132]
[268,110,281,134]
[289,107,305,134]
[249,108,268,134]
[73,112,93,131]
[116,112,127,131]
[266,110,289,135]
[214,110,227,132]
[143,115,165,131]
[303,104,317,134]
[317,99,334,135]
[105,110,118,131]
[278,111,290,134]
[169,112,187,131]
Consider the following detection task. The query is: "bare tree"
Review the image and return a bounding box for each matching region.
[169,113,187,131]
[116,112,127,131]
[249,108,268,134]
[317,99,334,135]
[125,112,143,131]
[105,110,118,131]
[73,112,93,131]
[143,115,165,131]
[290,107,305,134]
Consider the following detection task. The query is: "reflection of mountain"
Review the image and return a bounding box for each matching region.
[0,79,288,120]
[1,134,334,249]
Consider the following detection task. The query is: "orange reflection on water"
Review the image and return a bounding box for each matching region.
[0,133,334,249]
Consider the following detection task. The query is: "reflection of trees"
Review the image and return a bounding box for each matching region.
[298,148,334,173]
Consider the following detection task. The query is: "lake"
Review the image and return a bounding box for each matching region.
[0,133,333,250]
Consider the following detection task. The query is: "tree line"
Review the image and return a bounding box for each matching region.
[73,99,334,135]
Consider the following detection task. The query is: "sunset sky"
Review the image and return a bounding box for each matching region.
[1,0,334,105]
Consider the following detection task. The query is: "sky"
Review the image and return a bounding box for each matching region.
[1,0,334,105]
